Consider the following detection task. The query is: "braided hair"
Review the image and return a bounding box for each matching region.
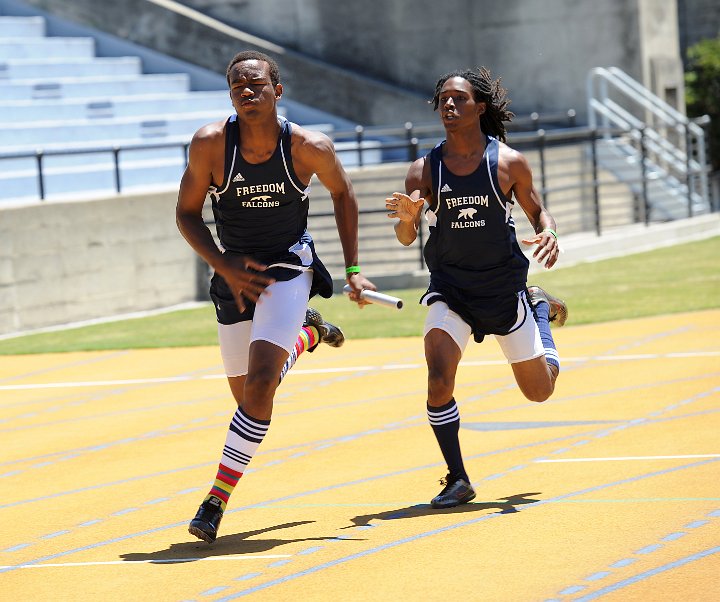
[431,67,514,142]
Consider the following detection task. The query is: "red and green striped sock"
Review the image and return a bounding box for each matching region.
[205,463,243,511]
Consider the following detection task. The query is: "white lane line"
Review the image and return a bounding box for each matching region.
[0,554,291,569]
[0,351,718,391]
[536,454,720,463]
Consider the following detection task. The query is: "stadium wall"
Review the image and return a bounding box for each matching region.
[0,191,198,334]
[11,0,686,125]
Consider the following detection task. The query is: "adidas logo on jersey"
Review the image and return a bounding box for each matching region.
[232,172,245,182]
[440,184,452,193]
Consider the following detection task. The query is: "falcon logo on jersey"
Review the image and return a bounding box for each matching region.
[452,206,485,228]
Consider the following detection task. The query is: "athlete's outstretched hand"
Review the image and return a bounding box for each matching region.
[216,254,276,312]
[385,192,425,223]
[521,231,560,269]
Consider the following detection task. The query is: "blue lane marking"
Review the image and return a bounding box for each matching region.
[3,543,31,552]
[559,585,586,595]
[146,497,170,505]
[78,519,102,527]
[574,547,720,601]
[111,507,139,516]
[661,532,686,542]
[268,559,292,568]
[585,571,611,581]
[298,546,323,556]
[40,530,70,540]
[210,456,720,599]
[201,586,228,596]
[636,543,662,554]
[234,573,261,582]
[609,558,636,568]
[708,509,720,517]
[684,519,709,528]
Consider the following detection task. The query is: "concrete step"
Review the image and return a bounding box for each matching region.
[0,91,235,122]
[0,110,230,147]
[0,56,142,80]
[0,73,191,100]
[0,16,45,37]
[0,37,95,59]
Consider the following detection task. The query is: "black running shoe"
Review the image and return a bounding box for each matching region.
[188,495,224,543]
[527,286,568,327]
[430,474,476,509]
[304,307,345,352]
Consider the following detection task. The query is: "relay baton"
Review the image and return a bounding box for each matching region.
[342,285,404,309]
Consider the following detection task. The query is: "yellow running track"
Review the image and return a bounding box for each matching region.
[1,310,719,601]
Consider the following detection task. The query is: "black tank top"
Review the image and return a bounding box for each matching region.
[424,135,529,295]
[209,115,311,263]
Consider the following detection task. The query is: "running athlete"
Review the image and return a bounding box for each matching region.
[385,67,568,509]
[177,50,376,543]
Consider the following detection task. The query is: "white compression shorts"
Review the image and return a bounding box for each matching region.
[423,291,545,364]
[217,270,313,377]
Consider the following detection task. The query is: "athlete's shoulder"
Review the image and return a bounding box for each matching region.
[498,140,530,168]
[288,121,334,152]
[288,121,337,173]
[190,116,229,149]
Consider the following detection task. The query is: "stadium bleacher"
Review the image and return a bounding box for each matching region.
[0,14,248,202]
[0,12,380,203]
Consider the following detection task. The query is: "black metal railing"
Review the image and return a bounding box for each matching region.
[1,113,712,236]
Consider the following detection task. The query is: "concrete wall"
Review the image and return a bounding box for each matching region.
[176,0,680,121]
[0,192,198,334]
[13,0,684,125]
[10,0,429,125]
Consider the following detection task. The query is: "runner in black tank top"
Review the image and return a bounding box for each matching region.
[177,51,376,543]
[386,67,568,510]
[209,114,332,325]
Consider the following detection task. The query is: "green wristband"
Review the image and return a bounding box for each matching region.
[345,265,361,275]
[543,228,558,239]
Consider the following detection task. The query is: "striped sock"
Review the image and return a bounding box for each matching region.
[205,405,270,510]
[279,325,319,381]
[533,301,560,370]
[427,398,469,482]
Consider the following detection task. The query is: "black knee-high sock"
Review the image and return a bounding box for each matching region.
[427,398,469,482]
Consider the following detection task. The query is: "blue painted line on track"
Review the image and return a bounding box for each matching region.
[609,558,636,568]
[234,573,261,582]
[201,586,228,596]
[636,544,662,554]
[585,571,611,581]
[559,585,586,595]
[574,547,720,601]
[209,457,720,599]
[661,532,686,541]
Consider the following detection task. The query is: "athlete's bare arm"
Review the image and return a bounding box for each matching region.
[386,156,430,246]
[176,121,275,311]
[498,143,560,269]
[290,126,375,302]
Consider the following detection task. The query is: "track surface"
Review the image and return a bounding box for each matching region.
[1,310,719,601]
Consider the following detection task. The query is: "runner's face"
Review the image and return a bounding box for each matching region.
[437,77,484,128]
[228,60,281,117]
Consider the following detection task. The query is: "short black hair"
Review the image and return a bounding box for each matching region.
[431,66,514,142]
[226,50,280,86]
